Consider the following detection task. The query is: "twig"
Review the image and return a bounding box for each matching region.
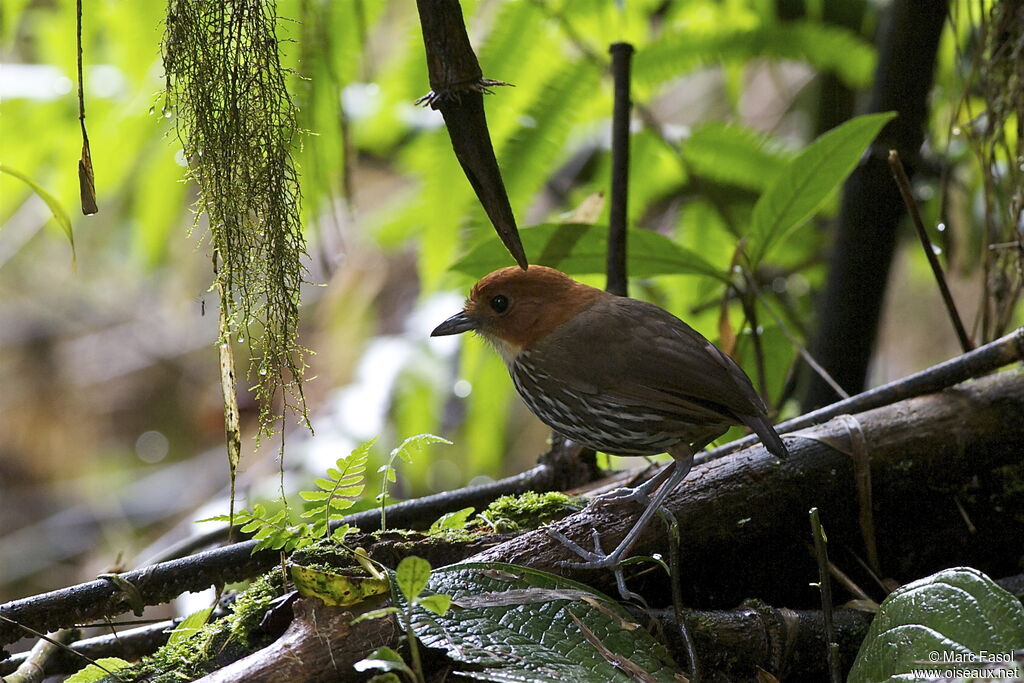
[826,559,874,603]
[76,0,97,216]
[2,628,79,683]
[809,508,842,683]
[606,42,633,297]
[698,326,1023,466]
[887,149,972,352]
[663,509,700,681]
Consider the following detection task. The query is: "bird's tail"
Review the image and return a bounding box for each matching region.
[741,415,789,459]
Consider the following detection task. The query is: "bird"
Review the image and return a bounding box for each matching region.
[431,265,788,573]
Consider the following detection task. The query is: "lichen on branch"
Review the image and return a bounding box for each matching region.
[161,0,309,438]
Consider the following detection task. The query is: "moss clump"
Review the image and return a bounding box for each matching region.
[102,572,285,683]
[478,492,581,533]
[224,572,285,647]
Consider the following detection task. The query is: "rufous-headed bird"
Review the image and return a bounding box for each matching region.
[432,265,788,571]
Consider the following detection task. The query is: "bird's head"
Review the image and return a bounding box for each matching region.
[431,265,603,362]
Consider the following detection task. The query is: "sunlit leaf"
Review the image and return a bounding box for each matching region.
[65,657,132,683]
[0,163,76,267]
[429,507,476,533]
[417,593,452,616]
[167,606,213,645]
[396,555,431,602]
[748,112,896,264]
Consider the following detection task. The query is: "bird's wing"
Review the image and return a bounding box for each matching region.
[532,296,769,421]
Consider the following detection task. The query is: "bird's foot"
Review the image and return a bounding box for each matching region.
[588,485,652,509]
[545,528,643,602]
[587,464,674,510]
[546,528,616,566]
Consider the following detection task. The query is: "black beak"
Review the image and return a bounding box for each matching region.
[431,311,477,337]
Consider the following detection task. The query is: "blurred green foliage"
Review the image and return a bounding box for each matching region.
[1,0,1018,507]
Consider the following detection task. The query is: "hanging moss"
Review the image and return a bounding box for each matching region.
[162,0,309,438]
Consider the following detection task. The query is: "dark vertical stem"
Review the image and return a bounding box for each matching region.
[887,150,973,352]
[802,0,949,410]
[77,0,85,135]
[810,508,842,683]
[76,0,97,216]
[607,42,633,297]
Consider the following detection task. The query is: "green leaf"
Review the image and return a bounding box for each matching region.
[396,556,431,602]
[849,567,1024,683]
[452,223,727,283]
[354,646,414,676]
[367,674,402,683]
[290,563,389,607]
[404,562,682,681]
[748,111,896,264]
[0,163,76,268]
[390,433,451,465]
[196,514,233,523]
[416,593,452,616]
[167,606,214,645]
[65,657,132,683]
[351,606,402,624]
[429,507,476,533]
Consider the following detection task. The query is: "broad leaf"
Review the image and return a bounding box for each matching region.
[748,112,896,264]
[396,555,431,602]
[354,646,413,676]
[167,606,214,645]
[65,658,131,683]
[290,563,389,607]
[408,562,683,681]
[848,567,1024,683]
[429,507,476,533]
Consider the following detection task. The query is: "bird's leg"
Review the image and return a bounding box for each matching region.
[588,461,676,509]
[547,447,694,570]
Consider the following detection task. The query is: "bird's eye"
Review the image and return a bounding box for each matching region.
[490,294,509,313]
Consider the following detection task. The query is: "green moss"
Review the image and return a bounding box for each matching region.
[226,572,285,646]
[478,492,581,533]
[101,572,285,682]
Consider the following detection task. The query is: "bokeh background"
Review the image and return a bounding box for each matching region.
[1,0,1018,606]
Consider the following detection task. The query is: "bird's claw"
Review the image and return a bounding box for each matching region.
[545,528,625,569]
[589,485,652,509]
[545,527,644,602]
[587,465,675,511]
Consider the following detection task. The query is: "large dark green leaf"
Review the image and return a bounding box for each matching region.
[410,562,683,682]
[451,223,728,282]
[848,567,1024,683]
[747,111,895,264]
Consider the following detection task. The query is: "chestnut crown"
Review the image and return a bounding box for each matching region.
[431,265,606,356]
